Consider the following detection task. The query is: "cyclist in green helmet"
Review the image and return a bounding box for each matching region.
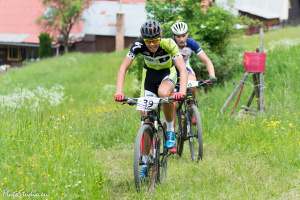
[115,20,188,157]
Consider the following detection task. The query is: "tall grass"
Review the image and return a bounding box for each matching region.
[0,27,299,199]
[0,52,135,199]
[93,43,300,199]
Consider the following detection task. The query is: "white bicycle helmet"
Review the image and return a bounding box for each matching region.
[171,21,188,35]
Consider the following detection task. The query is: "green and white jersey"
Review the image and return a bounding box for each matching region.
[127,38,181,70]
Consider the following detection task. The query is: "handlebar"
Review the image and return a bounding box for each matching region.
[121,97,176,106]
[198,79,214,86]
[186,79,214,89]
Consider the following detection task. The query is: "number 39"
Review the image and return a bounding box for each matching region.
[144,99,154,108]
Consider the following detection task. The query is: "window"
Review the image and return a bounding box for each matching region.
[7,47,21,61]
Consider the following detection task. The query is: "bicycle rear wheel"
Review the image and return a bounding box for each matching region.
[133,124,160,192]
[187,104,203,161]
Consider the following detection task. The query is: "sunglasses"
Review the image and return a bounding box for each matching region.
[143,38,161,44]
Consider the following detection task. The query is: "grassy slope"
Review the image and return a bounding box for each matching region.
[99,44,300,199]
[231,26,300,51]
[0,26,299,199]
[0,51,139,199]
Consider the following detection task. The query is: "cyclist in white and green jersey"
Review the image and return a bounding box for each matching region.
[115,20,188,153]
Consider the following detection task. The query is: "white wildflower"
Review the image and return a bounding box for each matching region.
[269,39,300,50]
[0,85,65,110]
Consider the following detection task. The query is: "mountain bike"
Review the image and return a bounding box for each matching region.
[176,80,212,161]
[121,97,174,192]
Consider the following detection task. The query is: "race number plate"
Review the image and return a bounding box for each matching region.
[136,97,160,111]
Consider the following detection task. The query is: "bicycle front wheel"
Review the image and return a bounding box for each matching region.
[176,108,187,157]
[158,125,167,183]
[133,124,159,192]
[187,104,203,161]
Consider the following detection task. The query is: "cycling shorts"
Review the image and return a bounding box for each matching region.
[141,66,177,97]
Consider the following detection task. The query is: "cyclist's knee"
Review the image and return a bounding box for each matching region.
[158,83,173,97]
[158,88,172,97]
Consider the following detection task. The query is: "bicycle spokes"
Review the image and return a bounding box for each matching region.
[176,104,203,161]
[134,125,163,192]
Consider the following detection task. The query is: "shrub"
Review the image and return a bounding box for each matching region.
[191,6,236,53]
[190,42,243,83]
[146,0,236,53]
[129,0,241,89]
[39,32,53,58]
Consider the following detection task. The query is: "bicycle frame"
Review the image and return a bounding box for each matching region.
[141,104,170,158]
[121,97,172,191]
[177,87,196,110]
[176,87,196,140]
[176,80,212,160]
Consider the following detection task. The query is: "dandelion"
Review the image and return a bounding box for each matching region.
[266,120,281,129]
[288,123,295,128]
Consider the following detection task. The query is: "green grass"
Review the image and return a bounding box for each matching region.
[0,51,139,199]
[231,26,300,51]
[0,26,300,199]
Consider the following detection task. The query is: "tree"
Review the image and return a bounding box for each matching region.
[39,32,53,58]
[39,0,91,53]
[141,0,241,83]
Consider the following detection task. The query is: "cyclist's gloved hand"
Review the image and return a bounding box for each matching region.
[114,93,125,102]
[173,92,185,101]
[209,76,218,84]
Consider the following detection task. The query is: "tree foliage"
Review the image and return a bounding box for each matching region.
[39,0,91,53]
[146,0,236,52]
[142,0,241,82]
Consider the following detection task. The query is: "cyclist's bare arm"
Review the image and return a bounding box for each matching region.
[174,55,188,95]
[116,56,134,94]
[198,51,216,78]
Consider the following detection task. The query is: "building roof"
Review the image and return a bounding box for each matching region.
[235,0,289,20]
[216,0,290,20]
[0,0,146,45]
[0,0,83,45]
[82,1,147,37]
[0,0,44,44]
[96,0,145,3]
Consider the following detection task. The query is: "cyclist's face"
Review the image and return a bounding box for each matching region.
[144,38,161,53]
[174,33,188,48]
